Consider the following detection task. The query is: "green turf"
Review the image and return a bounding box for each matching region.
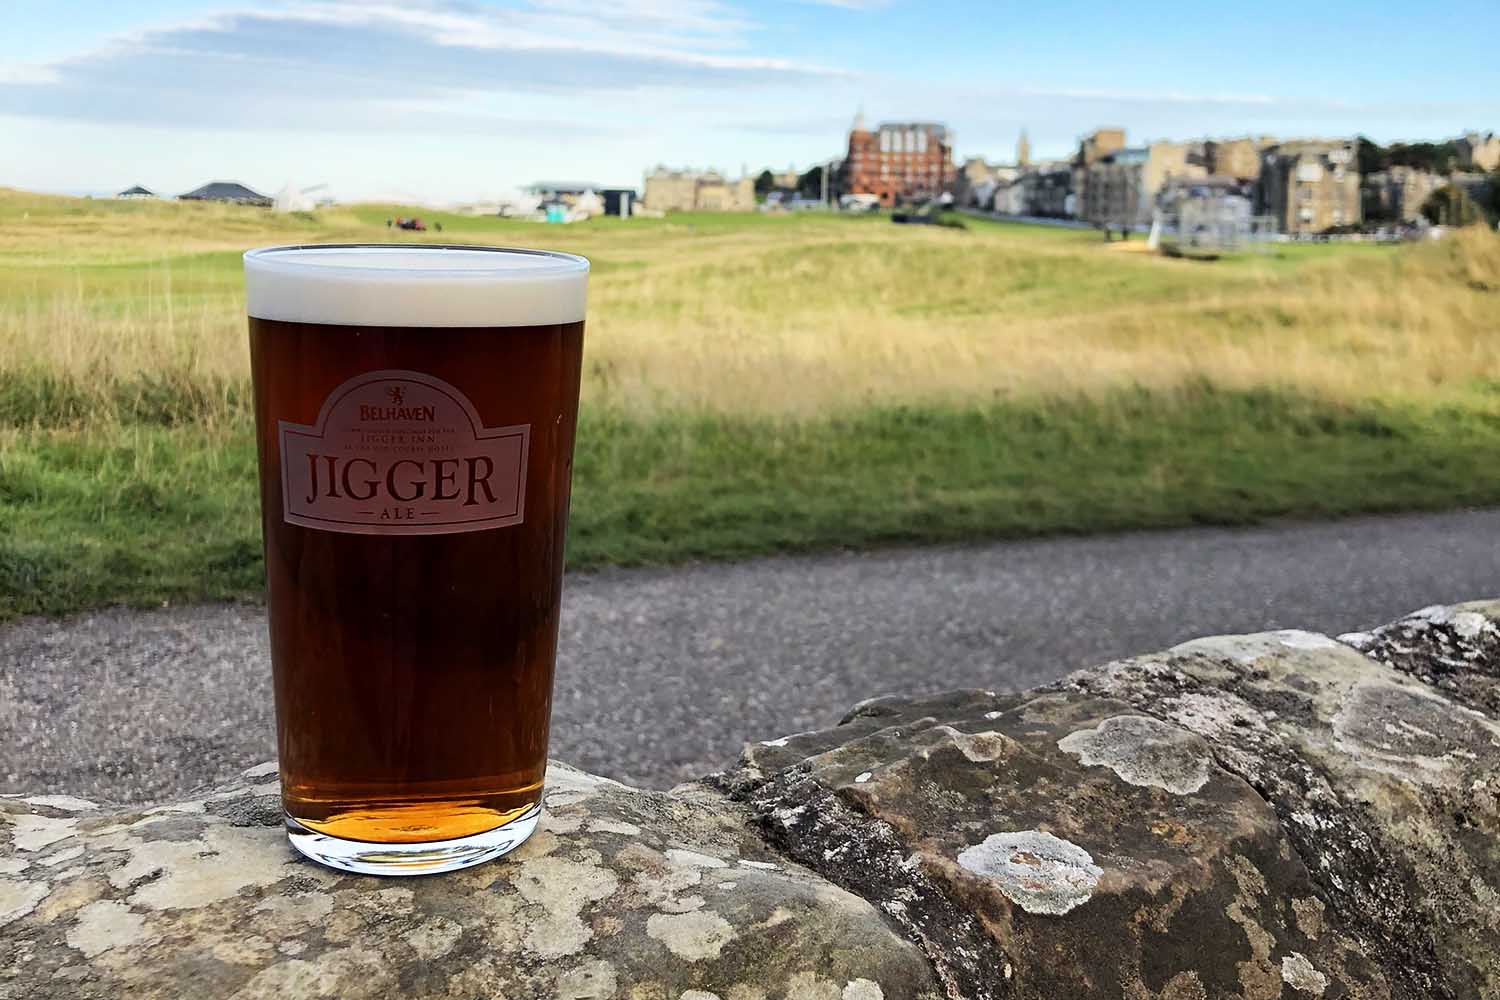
[6,381,1500,620]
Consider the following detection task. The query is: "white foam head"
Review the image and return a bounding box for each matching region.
[243,244,589,328]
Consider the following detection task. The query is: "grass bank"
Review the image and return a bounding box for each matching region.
[5,381,1500,619]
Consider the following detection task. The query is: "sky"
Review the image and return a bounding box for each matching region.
[4,0,1497,204]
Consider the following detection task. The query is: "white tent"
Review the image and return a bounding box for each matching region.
[274,181,330,212]
[571,189,604,219]
[496,190,542,218]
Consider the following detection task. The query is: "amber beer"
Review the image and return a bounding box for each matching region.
[244,245,587,875]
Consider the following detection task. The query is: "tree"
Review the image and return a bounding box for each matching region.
[1421,184,1485,227]
[1388,140,1461,174]
[754,169,776,199]
[796,165,824,200]
[1356,136,1387,177]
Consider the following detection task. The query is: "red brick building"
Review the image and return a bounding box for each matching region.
[841,112,955,206]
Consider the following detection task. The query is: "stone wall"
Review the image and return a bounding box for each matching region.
[3,600,1498,998]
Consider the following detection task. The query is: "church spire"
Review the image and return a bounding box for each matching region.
[1017,128,1031,167]
[851,105,868,133]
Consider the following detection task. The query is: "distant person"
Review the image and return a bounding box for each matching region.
[386,218,392,228]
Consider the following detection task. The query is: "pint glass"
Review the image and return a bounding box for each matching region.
[244,245,587,875]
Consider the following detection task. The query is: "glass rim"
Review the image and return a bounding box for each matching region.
[243,243,590,281]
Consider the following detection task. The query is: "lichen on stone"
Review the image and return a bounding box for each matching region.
[1056,714,1211,794]
[955,830,1102,916]
[1281,952,1329,995]
[645,908,736,960]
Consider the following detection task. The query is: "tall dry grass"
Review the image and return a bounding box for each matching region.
[2,187,1498,421]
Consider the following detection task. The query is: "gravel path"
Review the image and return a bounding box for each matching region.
[4,508,1497,804]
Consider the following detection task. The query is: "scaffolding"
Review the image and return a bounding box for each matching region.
[1150,179,1273,257]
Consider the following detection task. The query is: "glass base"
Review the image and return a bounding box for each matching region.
[284,801,541,876]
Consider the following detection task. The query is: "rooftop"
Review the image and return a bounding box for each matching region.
[179,180,269,203]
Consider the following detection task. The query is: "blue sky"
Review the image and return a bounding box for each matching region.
[4,0,1497,203]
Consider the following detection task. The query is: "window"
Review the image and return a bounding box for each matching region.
[917,130,928,154]
[880,130,891,153]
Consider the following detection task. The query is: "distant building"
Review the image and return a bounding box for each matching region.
[1456,131,1500,173]
[1071,127,1128,220]
[1363,166,1442,223]
[841,111,955,206]
[1080,147,1151,228]
[1202,137,1276,182]
[1076,127,1127,166]
[601,189,636,218]
[1142,141,1208,206]
[642,168,754,212]
[1016,128,1031,168]
[1021,161,1074,218]
[528,182,637,218]
[116,185,156,200]
[992,176,1027,215]
[528,181,604,198]
[955,157,999,207]
[1256,140,1361,234]
[1080,141,1206,228]
[178,181,271,207]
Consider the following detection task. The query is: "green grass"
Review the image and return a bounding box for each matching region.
[6,380,1500,619]
[3,188,1499,619]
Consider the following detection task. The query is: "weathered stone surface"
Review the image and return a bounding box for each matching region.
[1342,601,1500,715]
[717,689,1387,999]
[1063,623,1500,999]
[4,601,1499,999]
[0,764,938,999]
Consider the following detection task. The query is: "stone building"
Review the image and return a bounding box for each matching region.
[1256,140,1362,234]
[841,112,955,206]
[1203,137,1273,181]
[1142,141,1207,204]
[1071,128,1128,222]
[992,176,1027,215]
[1079,141,1207,229]
[1080,147,1149,227]
[1362,166,1442,223]
[1457,131,1500,172]
[1021,162,1074,218]
[1076,127,1127,167]
[955,157,1001,207]
[642,168,755,213]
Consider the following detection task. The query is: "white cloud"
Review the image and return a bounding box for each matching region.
[0,1,844,136]
[0,63,61,85]
[1015,86,1290,109]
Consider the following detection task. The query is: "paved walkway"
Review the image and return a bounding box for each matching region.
[4,509,1497,803]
